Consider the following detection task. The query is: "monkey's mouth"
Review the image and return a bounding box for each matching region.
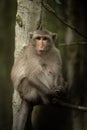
[37,50,46,55]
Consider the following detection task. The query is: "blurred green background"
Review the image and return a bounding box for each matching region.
[0,0,16,130]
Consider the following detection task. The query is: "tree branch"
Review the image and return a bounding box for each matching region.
[35,98,87,112]
[42,2,87,40]
[51,99,87,112]
[58,41,87,46]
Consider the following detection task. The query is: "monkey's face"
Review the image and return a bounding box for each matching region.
[30,30,57,55]
[32,34,52,55]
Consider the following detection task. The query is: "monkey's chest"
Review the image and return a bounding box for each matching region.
[41,62,59,87]
[42,60,59,76]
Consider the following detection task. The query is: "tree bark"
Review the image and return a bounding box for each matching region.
[12,0,42,129]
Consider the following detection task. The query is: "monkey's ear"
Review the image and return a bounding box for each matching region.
[29,32,33,39]
[52,33,57,42]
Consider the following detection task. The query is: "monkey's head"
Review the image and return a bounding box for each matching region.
[29,30,57,55]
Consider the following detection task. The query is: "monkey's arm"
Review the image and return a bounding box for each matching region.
[29,70,58,97]
[18,75,57,102]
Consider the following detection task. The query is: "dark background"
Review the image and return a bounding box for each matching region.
[0,0,16,130]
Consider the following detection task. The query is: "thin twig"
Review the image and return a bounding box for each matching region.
[42,2,87,40]
[38,99,87,112]
[37,98,87,112]
[58,41,87,46]
[53,99,87,112]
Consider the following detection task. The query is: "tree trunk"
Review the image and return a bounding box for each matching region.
[12,0,42,129]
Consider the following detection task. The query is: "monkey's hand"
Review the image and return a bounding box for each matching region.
[50,86,61,97]
[49,82,68,103]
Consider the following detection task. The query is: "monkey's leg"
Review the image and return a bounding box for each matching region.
[16,100,33,130]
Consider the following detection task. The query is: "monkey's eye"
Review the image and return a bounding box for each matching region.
[43,37,48,40]
[36,36,41,40]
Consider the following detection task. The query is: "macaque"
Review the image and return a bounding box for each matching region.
[11,29,65,130]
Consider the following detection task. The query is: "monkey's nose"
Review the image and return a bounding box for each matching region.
[39,43,45,50]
